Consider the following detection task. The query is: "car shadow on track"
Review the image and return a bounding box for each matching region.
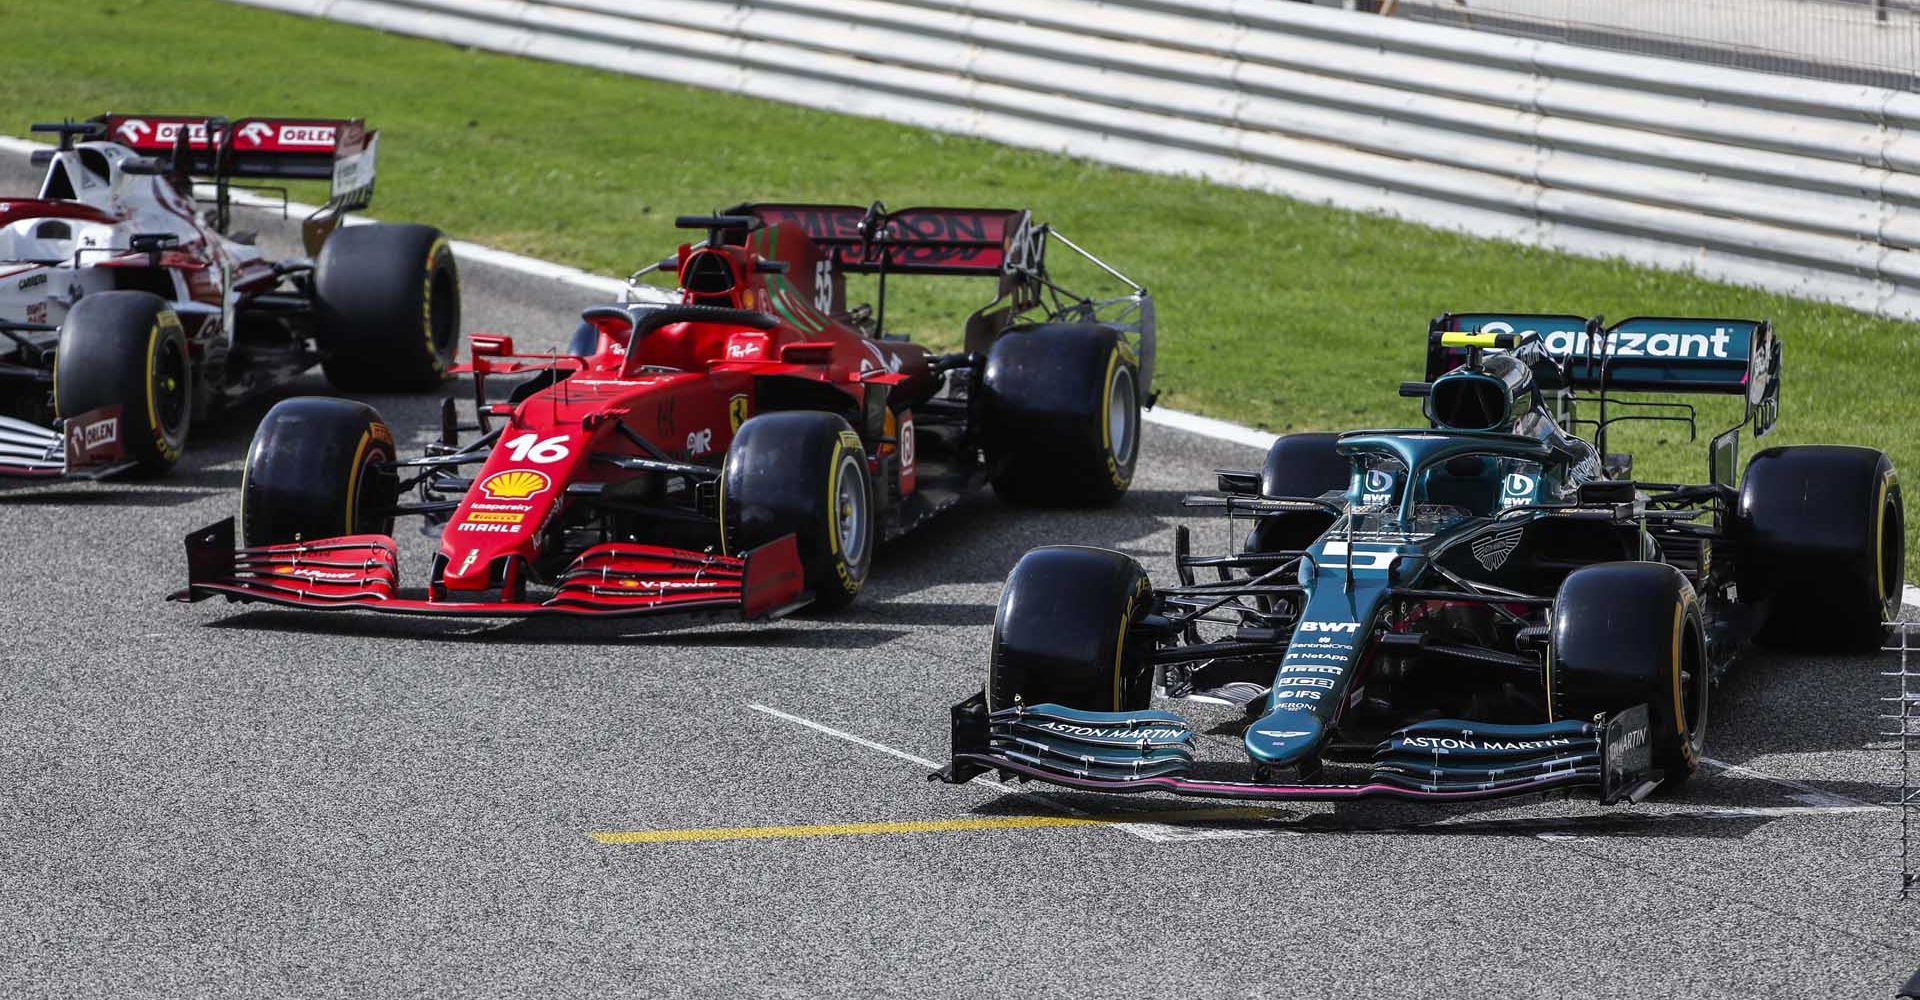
[962,790,1783,841]
[200,608,910,649]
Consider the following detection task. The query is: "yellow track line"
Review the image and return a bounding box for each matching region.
[590,816,1105,844]
[588,807,1281,845]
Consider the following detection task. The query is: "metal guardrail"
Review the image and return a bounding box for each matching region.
[1390,0,1920,91]
[231,0,1920,319]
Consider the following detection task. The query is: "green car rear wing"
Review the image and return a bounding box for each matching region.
[1429,312,1783,485]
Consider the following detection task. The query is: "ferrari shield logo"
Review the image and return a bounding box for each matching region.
[728,394,750,432]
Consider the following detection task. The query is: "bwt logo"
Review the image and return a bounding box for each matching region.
[1300,621,1361,634]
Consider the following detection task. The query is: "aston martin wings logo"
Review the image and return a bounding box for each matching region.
[1471,525,1524,570]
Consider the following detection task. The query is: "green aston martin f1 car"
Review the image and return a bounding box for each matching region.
[937,312,1904,805]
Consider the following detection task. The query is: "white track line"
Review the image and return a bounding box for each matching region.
[4,130,1912,618]
[1700,756,1887,810]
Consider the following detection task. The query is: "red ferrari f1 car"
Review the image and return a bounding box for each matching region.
[174,202,1153,619]
[0,113,458,479]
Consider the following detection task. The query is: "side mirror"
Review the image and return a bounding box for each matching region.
[29,150,53,168]
[469,333,515,359]
[754,259,790,274]
[122,156,169,176]
[129,233,180,253]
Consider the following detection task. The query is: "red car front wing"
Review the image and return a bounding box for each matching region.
[170,518,808,620]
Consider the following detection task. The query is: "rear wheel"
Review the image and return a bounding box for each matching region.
[316,223,460,392]
[240,397,398,546]
[1737,445,1904,651]
[1249,432,1349,553]
[721,411,873,611]
[1551,561,1707,786]
[987,546,1153,712]
[978,324,1140,506]
[54,290,191,476]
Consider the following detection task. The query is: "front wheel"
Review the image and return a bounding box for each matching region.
[721,411,873,612]
[987,546,1153,712]
[240,397,398,547]
[1551,561,1708,786]
[54,290,192,476]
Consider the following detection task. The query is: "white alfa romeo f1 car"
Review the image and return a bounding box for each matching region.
[0,113,459,479]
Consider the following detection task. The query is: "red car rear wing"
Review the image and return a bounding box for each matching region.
[731,202,1034,276]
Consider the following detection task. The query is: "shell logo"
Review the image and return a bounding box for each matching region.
[479,469,551,501]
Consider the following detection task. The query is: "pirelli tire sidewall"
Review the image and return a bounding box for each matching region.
[315,223,460,393]
[988,545,1152,713]
[54,290,192,476]
[1550,561,1707,786]
[721,410,873,612]
[978,323,1140,507]
[240,397,398,547]
[1736,445,1904,652]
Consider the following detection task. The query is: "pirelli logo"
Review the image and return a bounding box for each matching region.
[466,511,524,525]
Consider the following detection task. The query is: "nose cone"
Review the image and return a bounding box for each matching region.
[1244,711,1324,766]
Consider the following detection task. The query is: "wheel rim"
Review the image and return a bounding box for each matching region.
[835,452,868,566]
[152,336,189,440]
[1107,362,1138,463]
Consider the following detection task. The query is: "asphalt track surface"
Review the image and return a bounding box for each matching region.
[4,152,1918,999]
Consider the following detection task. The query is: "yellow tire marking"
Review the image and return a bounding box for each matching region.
[826,438,844,560]
[1100,344,1118,456]
[1672,591,1698,766]
[424,237,450,372]
[1111,580,1143,710]
[1874,471,1892,606]
[343,429,373,536]
[145,321,161,439]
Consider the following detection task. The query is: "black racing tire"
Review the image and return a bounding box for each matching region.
[1551,561,1708,786]
[240,397,398,547]
[54,290,192,476]
[316,223,459,392]
[1736,445,1904,652]
[978,323,1140,507]
[721,411,873,612]
[987,546,1153,712]
[1249,432,1350,553]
